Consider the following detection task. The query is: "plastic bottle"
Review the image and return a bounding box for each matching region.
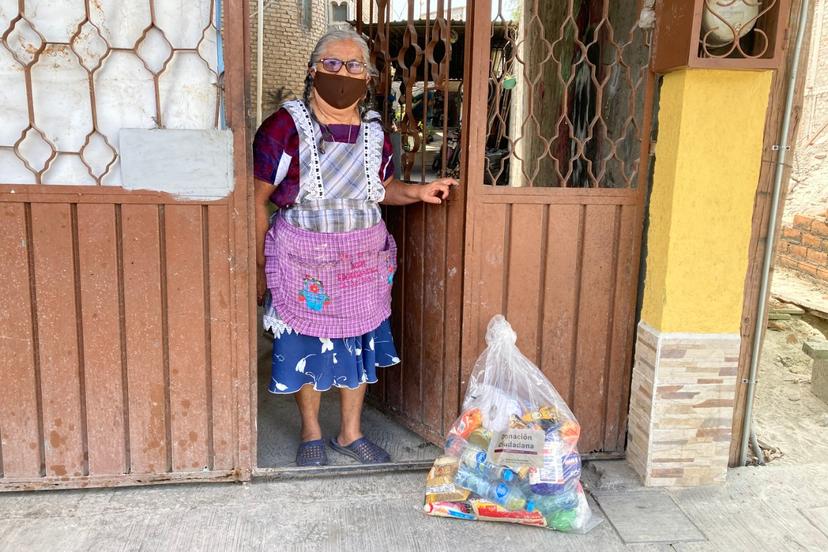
[449,436,516,482]
[455,465,533,511]
[531,487,580,514]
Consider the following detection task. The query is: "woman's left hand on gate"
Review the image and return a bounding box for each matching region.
[418,177,460,204]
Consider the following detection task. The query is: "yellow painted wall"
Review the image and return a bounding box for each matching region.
[641,69,774,334]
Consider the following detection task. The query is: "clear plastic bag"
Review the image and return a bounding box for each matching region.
[423,315,600,533]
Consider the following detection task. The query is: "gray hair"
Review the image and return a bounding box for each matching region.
[302,28,379,120]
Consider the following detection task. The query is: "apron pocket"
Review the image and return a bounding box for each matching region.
[377,233,398,293]
[286,255,340,316]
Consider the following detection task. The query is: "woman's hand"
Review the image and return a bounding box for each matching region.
[382,176,460,206]
[254,178,276,306]
[417,177,460,204]
[257,265,267,306]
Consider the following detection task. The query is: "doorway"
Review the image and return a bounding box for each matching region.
[251,0,656,474]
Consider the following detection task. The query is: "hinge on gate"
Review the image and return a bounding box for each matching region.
[771,144,791,151]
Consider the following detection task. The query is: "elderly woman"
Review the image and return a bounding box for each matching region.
[253,29,458,466]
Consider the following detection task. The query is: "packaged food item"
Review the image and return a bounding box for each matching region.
[425,456,471,504]
[423,316,599,533]
[423,501,476,520]
[469,499,547,527]
[448,408,482,439]
[467,427,492,449]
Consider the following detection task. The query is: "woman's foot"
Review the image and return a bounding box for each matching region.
[296,439,328,466]
[329,436,391,464]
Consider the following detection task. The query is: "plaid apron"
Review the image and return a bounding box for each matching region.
[264,100,396,338]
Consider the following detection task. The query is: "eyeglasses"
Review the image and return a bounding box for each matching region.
[317,57,366,75]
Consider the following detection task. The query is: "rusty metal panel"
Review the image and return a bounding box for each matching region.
[462,196,644,454]
[76,204,127,475]
[30,203,85,477]
[207,204,235,470]
[401,204,425,426]
[121,204,169,474]
[571,204,620,450]
[541,204,583,407]
[164,205,210,472]
[0,203,41,478]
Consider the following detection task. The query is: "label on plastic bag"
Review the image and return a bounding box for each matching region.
[488,428,545,468]
[529,437,564,485]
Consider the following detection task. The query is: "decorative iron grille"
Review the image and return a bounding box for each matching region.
[486,0,653,188]
[358,0,459,182]
[0,0,221,186]
[699,0,781,60]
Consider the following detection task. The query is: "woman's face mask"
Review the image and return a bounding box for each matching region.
[312,70,367,109]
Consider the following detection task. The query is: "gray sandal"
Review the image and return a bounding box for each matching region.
[296,439,328,466]
[329,437,390,464]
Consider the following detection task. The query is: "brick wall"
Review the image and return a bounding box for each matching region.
[777,212,828,281]
[249,0,333,118]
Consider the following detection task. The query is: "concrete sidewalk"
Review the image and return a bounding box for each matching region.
[1,460,827,551]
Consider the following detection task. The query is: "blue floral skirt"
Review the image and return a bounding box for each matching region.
[263,293,400,394]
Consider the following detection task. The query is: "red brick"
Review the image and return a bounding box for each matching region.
[802,232,822,248]
[778,255,798,269]
[812,219,828,238]
[817,267,828,281]
[807,248,828,266]
[794,214,814,231]
[782,227,801,242]
[777,241,789,254]
[788,244,808,260]
[798,261,819,277]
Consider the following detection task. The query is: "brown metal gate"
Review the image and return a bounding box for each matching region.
[0,0,253,490]
[362,0,655,454]
[461,0,655,454]
[357,1,468,444]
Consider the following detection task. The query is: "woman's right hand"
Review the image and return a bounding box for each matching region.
[257,265,267,306]
[254,177,276,307]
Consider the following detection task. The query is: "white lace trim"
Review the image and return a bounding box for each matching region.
[363,111,386,202]
[283,100,325,199]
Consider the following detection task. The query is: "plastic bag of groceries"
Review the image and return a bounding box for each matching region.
[423,315,599,533]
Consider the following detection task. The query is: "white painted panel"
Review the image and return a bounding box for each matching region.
[159,52,217,129]
[120,129,234,200]
[26,0,85,43]
[136,26,173,74]
[42,153,96,185]
[89,0,152,49]
[0,149,35,184]
[0,0,18,32]
[94,52,156,145]
[155,0,212,49]
[31,45,92,152]
[0,46,28,147]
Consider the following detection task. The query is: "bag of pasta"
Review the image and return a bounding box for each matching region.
[423,315,598,533]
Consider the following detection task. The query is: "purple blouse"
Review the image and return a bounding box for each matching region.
[253,107,396,208]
